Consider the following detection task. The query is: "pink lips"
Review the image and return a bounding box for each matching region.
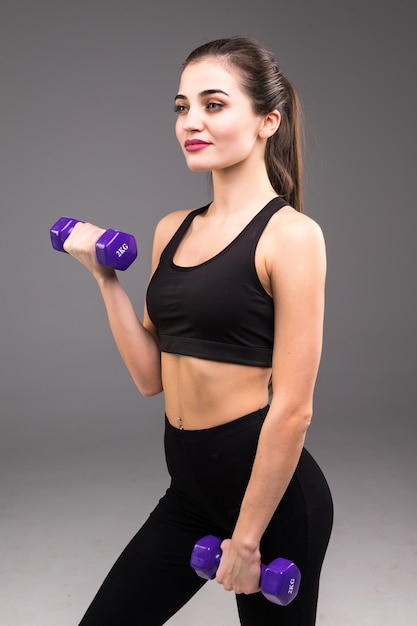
[184,139,211,152]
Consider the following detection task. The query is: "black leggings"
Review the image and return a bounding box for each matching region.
[78,407,333,625]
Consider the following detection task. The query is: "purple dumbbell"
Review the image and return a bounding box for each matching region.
[190,535,300,606]
[50,216,137,271]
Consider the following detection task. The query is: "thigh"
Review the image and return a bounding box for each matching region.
[236,448,333,626]
[78,501,208,626]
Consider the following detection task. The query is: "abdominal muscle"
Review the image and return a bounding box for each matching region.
[162,352,271,430]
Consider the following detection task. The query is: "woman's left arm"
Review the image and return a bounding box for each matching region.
[216,212,327,594]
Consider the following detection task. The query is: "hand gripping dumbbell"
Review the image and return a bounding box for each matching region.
[190,535,301,606]
[50,216,137,271]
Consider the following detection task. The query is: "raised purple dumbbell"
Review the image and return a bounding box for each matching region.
[50,216,137,271]
[190,535,300,606]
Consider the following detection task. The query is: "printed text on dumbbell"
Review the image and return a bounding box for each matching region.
[116,243,129,257]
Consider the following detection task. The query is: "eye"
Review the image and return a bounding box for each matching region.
[206,101,224,111]
[174,104,188,114]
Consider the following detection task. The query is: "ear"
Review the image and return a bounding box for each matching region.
[259,110,281,139]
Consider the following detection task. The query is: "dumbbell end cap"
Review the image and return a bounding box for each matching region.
[50,217,80,252]
[96,229,138,270]
[261,559,301,606]
[190,535,222,580]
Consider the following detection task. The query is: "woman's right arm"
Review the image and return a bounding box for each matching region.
[63,215,184,397]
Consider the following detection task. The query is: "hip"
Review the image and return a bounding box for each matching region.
[162,406,332,534]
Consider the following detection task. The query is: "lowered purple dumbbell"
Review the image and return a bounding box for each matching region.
[190,535,300,606]
[50,216,137,271]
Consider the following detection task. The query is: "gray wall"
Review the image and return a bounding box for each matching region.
[1,0,416,622]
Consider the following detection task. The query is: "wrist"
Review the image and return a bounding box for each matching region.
[95,268,118,288]
[231,531,260,555]
[232,512,264,554]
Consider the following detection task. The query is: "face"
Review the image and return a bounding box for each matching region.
[175,58,267,173]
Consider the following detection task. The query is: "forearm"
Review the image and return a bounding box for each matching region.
[232,407,310,550]
[96,272,163,396]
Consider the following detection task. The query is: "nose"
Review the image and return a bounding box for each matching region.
[181,107,204,132]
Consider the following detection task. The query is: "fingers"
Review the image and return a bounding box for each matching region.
[63,222,111,276]
[63,222,103,255]
[215,539,261,595]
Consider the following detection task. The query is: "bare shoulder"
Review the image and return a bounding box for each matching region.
[150,208,196,267]
[273,205,324,243]
[260,206,326,279]
[155,208,192,238]
[267,205,325,257]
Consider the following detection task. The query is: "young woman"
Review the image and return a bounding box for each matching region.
[64,36,333,626]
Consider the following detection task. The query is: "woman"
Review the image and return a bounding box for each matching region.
[65,36,333,626]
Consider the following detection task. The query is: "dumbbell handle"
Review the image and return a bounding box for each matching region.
[190,535,300,606]
[50,216,137,271]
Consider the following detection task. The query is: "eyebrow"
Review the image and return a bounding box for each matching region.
[174,89,230,100]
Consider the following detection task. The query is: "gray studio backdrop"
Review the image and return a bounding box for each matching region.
[1,1,416,624]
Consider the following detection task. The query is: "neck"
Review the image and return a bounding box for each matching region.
[210,155,277,217]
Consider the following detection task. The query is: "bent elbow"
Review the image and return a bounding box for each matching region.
[138,382,163,397]
[143,387,163,398]
[134,372,163,397]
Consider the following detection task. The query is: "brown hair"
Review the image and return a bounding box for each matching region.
[183,36,304,212]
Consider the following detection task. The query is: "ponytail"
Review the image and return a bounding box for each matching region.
[265,77,304,212]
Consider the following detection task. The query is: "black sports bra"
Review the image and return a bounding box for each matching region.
[146,197,287,367]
